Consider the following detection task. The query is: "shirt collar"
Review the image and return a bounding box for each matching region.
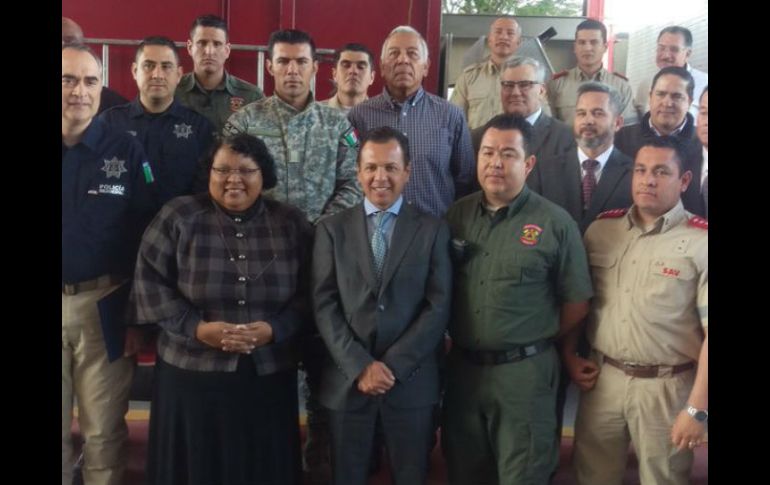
[649,114,688,137]
[626,200,687,234]
[526,108,543,126]
[76,117,105,152]
[382,86,425,108]
[577,145,614,172]
[181,70,233,94]
[476,185,531,219]
[577,65,605,82]
[128,97,183,119]
[364,195,404,217]
[272,92,315,115]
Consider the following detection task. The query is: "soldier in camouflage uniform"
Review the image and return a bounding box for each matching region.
[223,29,361,485]
[176,14,264,132]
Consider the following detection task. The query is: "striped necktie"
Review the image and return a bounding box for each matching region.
[371,211,391,287]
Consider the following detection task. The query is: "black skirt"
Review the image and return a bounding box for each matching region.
[146,356,301,485]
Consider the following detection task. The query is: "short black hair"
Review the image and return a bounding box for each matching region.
[576,19,607,44]
[636,136,688,175]
[203,134,278,190]
[651,65,695,101]
[357,127,410,167]
[480,113,533,157]
[135,35,179,64]
[700,85,708,103]
[268,29,316,60]
[190,14,229,41]
[334,43,374,69]
[658,26,693,48]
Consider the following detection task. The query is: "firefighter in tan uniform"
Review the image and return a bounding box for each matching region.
[450,17,522,130]
[547,19,637,126]
[563,137,708,485]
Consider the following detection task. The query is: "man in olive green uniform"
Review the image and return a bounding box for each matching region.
[443,114,593,485]
[450,17,523,130]
[565,137,708,485]
[224,29,361,485]
[547,19,637,126]
[176,14,264,131]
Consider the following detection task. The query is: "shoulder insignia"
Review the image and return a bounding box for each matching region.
[688,216,708,230]
[612,71,629,81]
[552,70,568,80]
[596,208,628,219]
[341,126,360,148]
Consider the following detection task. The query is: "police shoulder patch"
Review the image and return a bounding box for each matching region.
[552,70,568,80]
[612,71,629,81]
[688,216,708,230]
[596,208,628,219]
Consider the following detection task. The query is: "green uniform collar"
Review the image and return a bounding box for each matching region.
[179,70,238,95]
[477,185,532,222]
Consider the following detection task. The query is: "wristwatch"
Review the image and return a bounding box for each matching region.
[686,405,708,424]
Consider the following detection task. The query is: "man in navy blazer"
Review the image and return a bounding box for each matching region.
[312,126,452,485]
[529,81,633,234]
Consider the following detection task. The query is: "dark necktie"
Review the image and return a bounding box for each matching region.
[582,159,599,210]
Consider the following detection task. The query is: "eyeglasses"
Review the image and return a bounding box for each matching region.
[500,80,540,92]
[211,166,261,177]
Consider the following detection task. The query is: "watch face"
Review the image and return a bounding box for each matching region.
[694,410,708,422]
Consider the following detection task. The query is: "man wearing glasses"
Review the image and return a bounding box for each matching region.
[471,56,574,162]
[633,26,708,123]
[548,19,637,126]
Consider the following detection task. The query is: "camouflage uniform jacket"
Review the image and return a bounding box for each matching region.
[223,94,362,223]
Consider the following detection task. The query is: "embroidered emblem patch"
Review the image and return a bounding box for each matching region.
[520,224,543,246]
[230,96,245,111]
[173,123,193,139]
[102,157,127,179]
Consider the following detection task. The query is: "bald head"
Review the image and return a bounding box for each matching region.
[488,17,521,64]
[62,17,84,45]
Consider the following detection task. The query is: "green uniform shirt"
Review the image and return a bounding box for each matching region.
[446,187,593,349]
[222,94,361,224]
[175,71,264,131]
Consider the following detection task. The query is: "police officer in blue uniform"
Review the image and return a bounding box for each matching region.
[62,44,158,485]
[100,36,214,205]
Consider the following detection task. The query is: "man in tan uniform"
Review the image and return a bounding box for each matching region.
[564,136,708,485]
[548,19,638,126]
[450,17,522,130]
[320,43,375,115]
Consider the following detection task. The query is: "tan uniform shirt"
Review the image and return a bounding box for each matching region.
[450,58,504,130]
[320,94,368,115]
[547,65,638,126]
[583,202,707,365]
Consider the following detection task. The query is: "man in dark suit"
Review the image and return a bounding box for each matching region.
[529,81,633,234]
[471,56,574,163]
[312,126,452,485]
[615,66,698,161]
[681,86,707,218]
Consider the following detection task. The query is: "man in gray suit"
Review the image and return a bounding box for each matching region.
[472,56,574,162]
[312,126,452,485]
[529,81,633,234]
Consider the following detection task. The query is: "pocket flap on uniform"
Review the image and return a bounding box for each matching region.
[589,253,616,269]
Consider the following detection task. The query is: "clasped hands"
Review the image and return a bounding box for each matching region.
[196,320,274,353]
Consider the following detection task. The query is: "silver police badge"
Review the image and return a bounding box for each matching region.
[102,157,128,179]
[173,123,193,139]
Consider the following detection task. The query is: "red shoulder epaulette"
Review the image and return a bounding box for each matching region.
[552,70,568,80]
[688,216,708,230]
[612,71,629,81]
[596,208,628,219]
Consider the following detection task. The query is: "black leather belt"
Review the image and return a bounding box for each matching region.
[62,274,125,296]
[459,340,552,365]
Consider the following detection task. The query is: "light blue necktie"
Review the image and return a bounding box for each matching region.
[371,211,391,287]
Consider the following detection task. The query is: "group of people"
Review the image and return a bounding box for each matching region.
[62,12,707,485]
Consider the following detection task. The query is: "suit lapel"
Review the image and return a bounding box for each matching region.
[531,114,549,156]
[351,206,378,292]
[588,149,628,220]
[378,204,420,295]
[563,152,583,221]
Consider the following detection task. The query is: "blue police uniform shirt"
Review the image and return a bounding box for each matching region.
[99,98,214,205]
[62,118,159,283]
